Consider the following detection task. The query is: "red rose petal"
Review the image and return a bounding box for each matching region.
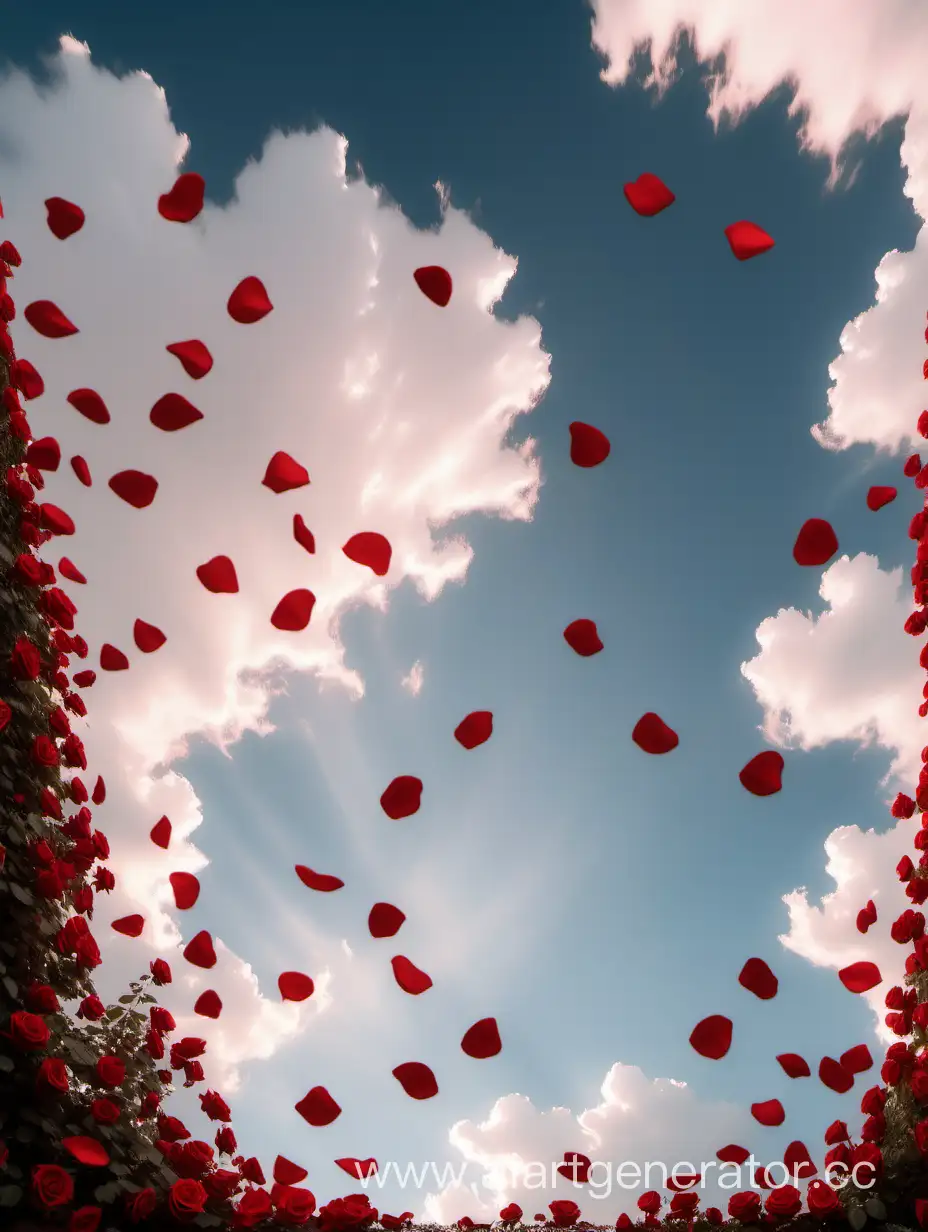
[112,914,144,937]
[71,456,92,487]
[228,276,273,324]
[838,961,881,993]
[793,518,838,566]
[271,589,316,631]
[717,1146,750,1165]
[623,173,675,217]
[59,558,87,584]
[108,470,158,509]
[866,485,897,511]
[158,173,205,223]
[150,393,203,431]
[40,504,75,536]
[819,1057,853,1094]
[563,619,603,656]
[67,388,110,424]
[134,619,166,653]
[25,437,61,471]
[166,339,213,380]
[414,266,452,307]
[738,957,778,1000]
[783,1142,817,1181]
[461,1017,502,1059]
[725,221,775,261]
[295,1086,341,1126]
[392,1061,438,1100]
[335,1158,378,1181]
[150,816,172,849]
[100,644,129,672]
[263,451,309,493]
[24,300,79,339]
[194,990,222,1018]
[689,1015,732,1060]
[295,865,344,892]
[342,531,392,576]
[72,670,95,688]
[739,751,784,797]
[840,1044,872,1074]
[368,902,406,938]
[62,1136,109,1166]
[183,930,216,969]
[751,1099,785,1126]
[274,1157,309,1185]
[632,712,679,754]
[454,711,493,749]
[169,871,201,910]
[380,775,423,819]
[12,358,44,400]
[391,955,433,995]
[278,971,315,1002]
[196,556,238,593]
[293,513,316,554]
[569,422,611,468]
[776,1054,810,1079]
[45,197,85,240]
[92,777,106,805]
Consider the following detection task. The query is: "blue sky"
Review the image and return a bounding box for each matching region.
[4,0,927,1221]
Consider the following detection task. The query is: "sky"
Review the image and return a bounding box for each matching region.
[2,0,928,1221]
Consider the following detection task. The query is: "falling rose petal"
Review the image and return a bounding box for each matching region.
[150,816,172,849]
[776,1054,810,1079]
[342,531,392,576]
[295,1086,341,1126]
[295,865,345,892]
[739,751,784,797]
[166,339,213,380]
[819,1057,853,1094]
[92,776,106,805]
[40,504,75,536]
[100,644,129,672]
[623,173,675,217]
[169,872,201,910]
[689,1015,732,1060]
[271,589,316,631]
[413,266,452,307]
[62,1136,109,1167]
[724,221,775,261]
[380,775,423,819]
[263,451,310,493]
[25,437,61,471]
[194,990,222,1019]
[717,1146,750,1165]
[112,915,144,938]
[738,957,778,1000]
[461,1017,502,1059]
[793,518,838,567]
[454,711,493,749]
[45,197,85,240]
[274,1157,309,1186]
[72,670,95,688]
[108,470,158,509]
[12,358,44,400]
[134,619,166,653]
[569,422,611,468]
[278,971,315,1002]
[158,173,205,223]
[392,1061,438,1100]
[563,619,603,656]
[368,902,406,938]
[71,456,92,487]
[840,1044,873,1075]
[838,962,882,993]
[228,276,273,324]
[196,556,239,593]
[632,712,679,754]
[336,1158,378,1181]
[67,388,110,425]
[751,1099,785,1127]
[183,930,217,969]
[59,558,86,584]
[150,393,203,431]
[24,300,79,339]
[293,513,315,554]
[391,955,433,995]
[866,485,897,511]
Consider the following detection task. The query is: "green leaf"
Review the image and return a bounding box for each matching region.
[0,1185,23,1208]
[118,994,136,1004]
[106,1006,125,1021]
[93,1182,122,1204]
[0,1055,14,1073]
[1,976,16,1000]
[111,1162,129,1177]
[9,883,32,905]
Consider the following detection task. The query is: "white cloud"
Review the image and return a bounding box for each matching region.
[588,0,928,453]
[401,659,425,696]
[2,36,549,1092]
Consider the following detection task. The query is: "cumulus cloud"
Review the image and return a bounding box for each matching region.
[588,0,928,453]
[401,659,425,696]
[2,36,549,1090]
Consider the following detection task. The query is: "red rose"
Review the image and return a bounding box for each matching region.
[12,552,43,585]
[200,1089,232,1121]
[25,982,60,1014]
[150,1006,176,1034]
[239,1157,266,1185]
[0,700,10,733]
[916,1118,928,1156]
[911,1070,928,1102]
[95,1054,125,1086]
[75,933,101,968]
[69,1206,102,1232]
[150,957,172,984]
[202,1168,243,1202]
[168,1178,208,1221]
[7,1009,51,1051]
[157,1114,190,1143]
[140,1091,161,1118]
[49,706,71,737]
[41,585,78,629]
[233,1187,273,1228]
[145,1028,165,1060]
[90,1097,121,1125]
[548,1202,580,1229]
[216,1126,237,1155]
[126,1187,158,1223]
[728,1192,762,1223]
[32,733,60,767]
[77,994,105,1021]
[37,1057,69,1092]
[807,1181,842,1219]
[850,1142,883,1186]
[32,1163,74,1209]
[765,1186,802,1219]
[275,1184,317,1225]
[10,636,41,680]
